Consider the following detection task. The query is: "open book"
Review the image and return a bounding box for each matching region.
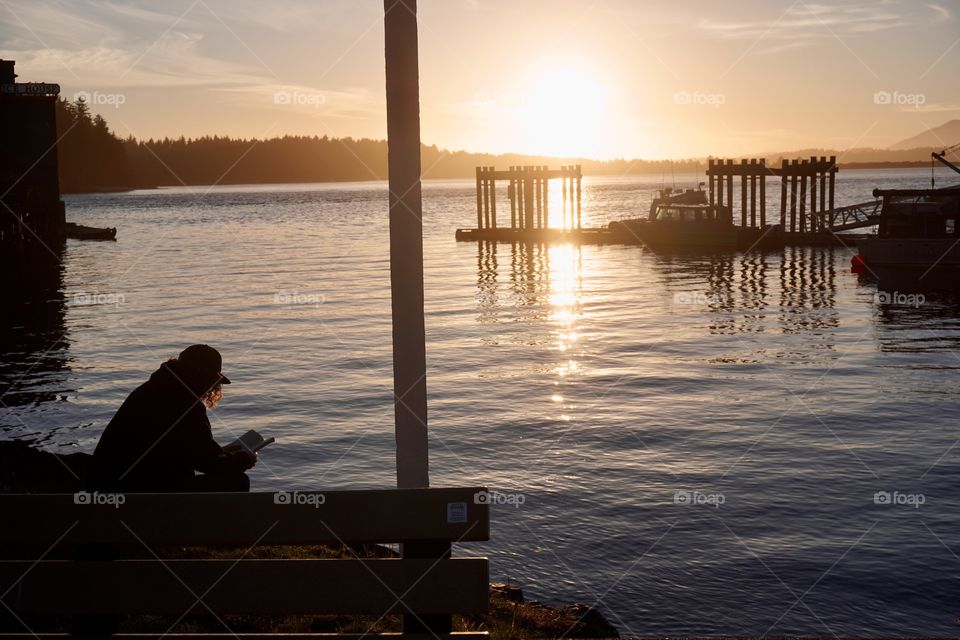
[227,429,275,453]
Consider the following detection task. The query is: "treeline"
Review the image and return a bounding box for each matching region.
[55,98,131,192]
[54,98,947,194]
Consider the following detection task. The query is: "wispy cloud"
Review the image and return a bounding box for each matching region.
[699,2,907,44]
[927,4,950,22]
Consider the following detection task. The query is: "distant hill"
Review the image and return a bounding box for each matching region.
[889,119,960,151]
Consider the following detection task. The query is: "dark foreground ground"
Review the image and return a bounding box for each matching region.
[0,440,619,639]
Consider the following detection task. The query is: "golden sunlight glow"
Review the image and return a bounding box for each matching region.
[514,66,612,159]
[550,245,583,374]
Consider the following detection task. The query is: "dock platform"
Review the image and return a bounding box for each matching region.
[455,227,614,243]
[456,227,869,248]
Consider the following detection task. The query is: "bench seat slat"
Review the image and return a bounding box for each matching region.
[0,635,490,640]
[0,488,489,548]
[0,558,489,616]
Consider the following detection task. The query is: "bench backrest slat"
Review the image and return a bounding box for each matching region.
[0,488,488,550]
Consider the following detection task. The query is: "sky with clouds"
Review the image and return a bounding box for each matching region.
[2,0,958,159]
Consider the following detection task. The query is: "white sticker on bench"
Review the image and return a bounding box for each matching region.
[447,501,468,523]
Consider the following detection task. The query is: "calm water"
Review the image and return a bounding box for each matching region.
[4,167,960,636]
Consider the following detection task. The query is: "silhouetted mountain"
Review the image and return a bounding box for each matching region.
[889,120,960,151]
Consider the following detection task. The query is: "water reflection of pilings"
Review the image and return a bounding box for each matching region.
[778,246,838,334]
[476,240,582,326]
[510,241,551,321]
[0,246,71,421]
[476,241,499,324]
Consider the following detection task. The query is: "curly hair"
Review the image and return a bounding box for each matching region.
[202,383,223,409]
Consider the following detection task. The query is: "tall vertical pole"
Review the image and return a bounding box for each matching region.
[384,4,452,636]
[384,0,428,489]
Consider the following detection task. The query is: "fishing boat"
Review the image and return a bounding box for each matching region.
[65,222,117,241]
[608,187,782,250]
[854,187,960,271]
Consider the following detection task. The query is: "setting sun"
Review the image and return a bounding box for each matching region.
[513,65,613,159]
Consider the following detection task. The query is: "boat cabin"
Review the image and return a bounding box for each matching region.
[874,189,960,239]
[651,203,733,224]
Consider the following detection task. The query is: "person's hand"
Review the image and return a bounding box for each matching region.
[225,446,257,470]
[242,449,258,468]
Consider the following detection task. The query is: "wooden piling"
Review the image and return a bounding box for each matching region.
[780,159,788,227]
[809,157,817,233]
[759,158,766,227]
[726,160,734,215]
[828,155,836,213]
[789,160,798,233]
[562,165,568,230]
[524,166,534,230]
[717,161,725,208]
[740,159,748,227]
[576,164,582,229]
[475,167,483,230]
[750,159,757,228]
[819,156,826,227]
[708,159,715,206]
[798,164,807,233]
[509,166,517,229]
[483,169,491,229]
[543,168,549,227]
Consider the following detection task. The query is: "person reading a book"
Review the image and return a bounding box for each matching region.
[90,344,257,492]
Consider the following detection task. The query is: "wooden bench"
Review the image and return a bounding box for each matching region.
[0,487,490,639]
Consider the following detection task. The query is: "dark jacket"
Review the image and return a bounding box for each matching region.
[90,360,250,491]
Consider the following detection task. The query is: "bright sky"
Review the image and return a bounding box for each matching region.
[2,0,958,159]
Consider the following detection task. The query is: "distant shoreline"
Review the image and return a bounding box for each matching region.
[61,162,940,196]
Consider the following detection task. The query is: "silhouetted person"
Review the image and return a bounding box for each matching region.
[90,344,256,492]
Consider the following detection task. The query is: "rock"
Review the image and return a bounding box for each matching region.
[491,582,525,603]
[561,603,621,638]
[487,585,620,638]
[0,440,91,493]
